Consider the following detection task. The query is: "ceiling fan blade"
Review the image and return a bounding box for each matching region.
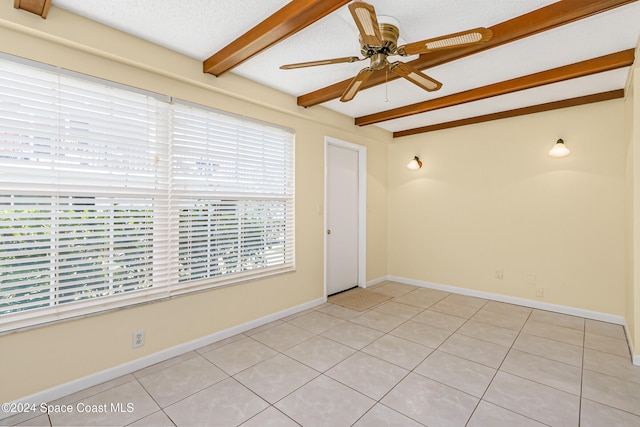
[340,67,374,102]
[389,62,442,92]
[280,56,363,70]
[398,27,493,55]
[348,1,383,46]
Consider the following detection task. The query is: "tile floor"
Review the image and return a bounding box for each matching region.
[3,281,640,427]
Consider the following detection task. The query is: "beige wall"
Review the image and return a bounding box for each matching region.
[625,42,640,358]
[0,4,390,402]
[388,100,627,316]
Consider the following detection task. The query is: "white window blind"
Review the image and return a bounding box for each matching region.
[171,103,295,289]
[0,56,295,332]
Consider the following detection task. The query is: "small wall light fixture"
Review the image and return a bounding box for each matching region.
[549,138,570,158]
[406,156,423,170]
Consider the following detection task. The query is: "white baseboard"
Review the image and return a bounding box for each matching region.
[624,326,640,367]
[387,275,638,363]
[1,297,325,421]
[388,275,626,324]
[625,309,639,367]
[365,276,389,288]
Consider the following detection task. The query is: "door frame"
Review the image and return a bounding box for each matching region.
[324,136,367,297]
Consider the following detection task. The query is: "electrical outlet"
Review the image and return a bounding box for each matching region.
[495,268,503,280]
[133,330,145,349]
[536,288,544,298]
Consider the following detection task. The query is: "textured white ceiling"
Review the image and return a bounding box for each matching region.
[53,0,292,60]
[51,0,640,135]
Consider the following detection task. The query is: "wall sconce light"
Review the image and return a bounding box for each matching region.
[549,138,570,158]
[406,156,422,170]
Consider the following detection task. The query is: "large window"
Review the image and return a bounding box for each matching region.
[0,56,295,332]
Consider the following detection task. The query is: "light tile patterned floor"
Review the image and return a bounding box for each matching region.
[4,281,640,427]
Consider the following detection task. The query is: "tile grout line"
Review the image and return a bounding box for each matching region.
[133,359,202,427]
[379,294,558,426]
[320,288,458,425]
[169,310,638,427]
[169,297,633,425]
[132,378,163,425]
[370,293,494,426]
[335,291,434,417]
[233,302,398,426]
[463,306,521,426]
[346,289,458,426]
[325,296,640,425]
[478,313,588,425]
[462,307,549,427]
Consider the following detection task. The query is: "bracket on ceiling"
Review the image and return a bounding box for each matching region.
[14,0,51,19]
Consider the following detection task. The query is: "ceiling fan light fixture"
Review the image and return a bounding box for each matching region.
[549,138,570,158]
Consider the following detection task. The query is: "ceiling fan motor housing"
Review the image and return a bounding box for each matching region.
[360,23,399,69]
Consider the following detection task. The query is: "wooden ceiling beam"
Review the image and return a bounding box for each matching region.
[203,0,350,76]
[355,49,634,126]
[297,0,637,107]
[393,89,625,138]
[13,0,51,19]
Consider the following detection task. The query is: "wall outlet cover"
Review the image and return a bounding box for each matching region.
[133,330,145,348]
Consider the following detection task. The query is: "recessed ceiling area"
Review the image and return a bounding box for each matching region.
[51,0,640,137]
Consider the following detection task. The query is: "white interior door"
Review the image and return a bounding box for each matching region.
[326,143,360,295]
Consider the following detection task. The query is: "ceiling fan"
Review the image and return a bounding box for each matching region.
[280,1,492,102]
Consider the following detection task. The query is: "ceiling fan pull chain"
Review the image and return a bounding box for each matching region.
[385,68,389,102]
